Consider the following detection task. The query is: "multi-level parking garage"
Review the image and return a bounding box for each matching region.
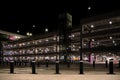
[2,32,60,65]
[81,12,120,64]
[1,12,120,66]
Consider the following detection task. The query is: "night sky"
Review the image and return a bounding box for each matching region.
[0,0,120,35]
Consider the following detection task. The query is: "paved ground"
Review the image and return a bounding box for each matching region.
[0,64,120,80]
[0,74,120,80]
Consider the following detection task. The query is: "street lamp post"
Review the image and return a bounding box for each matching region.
[79,25,84,74]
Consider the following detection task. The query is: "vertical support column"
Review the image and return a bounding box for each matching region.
[79,25,84,74]
[32,61,36,74]
[10,61,14,74]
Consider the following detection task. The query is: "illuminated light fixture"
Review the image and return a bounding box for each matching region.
[97,42,100,45]
[45,50,48,53]
[88,6,91,10]
[19,44,22,46]
[33,25,35,28]
[26,32,32,36]
[18,36,20,39]
[92,39,95,41]
[90,25,94,28]
[22,43,25,45]
[109,36,112,39]
[79,46,81,49]
[72,49,75,51]
[15,36,20,39]
[109,53,111,54]
[114,43,117,46]
[72,34,75,37]
[46,48,49,51]
[45,28,48,32]
[84,44,86,46]
[46,39,49,41]
[68,35,71,38]
[29,33,32,36]
[66,48,69,50]
[39,40,42,42]
[53,37,56,40]
[109,21,112,24]
[27,42,30,44]
[15,36,18,38]
[113,40,115,43]
[17,30,20,33]
[72,45,75,47]
[26,32,30,36]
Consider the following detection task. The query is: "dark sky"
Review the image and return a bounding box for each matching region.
[0,0,120,35]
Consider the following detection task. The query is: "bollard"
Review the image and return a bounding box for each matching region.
[32,61,36,74]
[55,60,60,74]
[108,60,114,74]
[46,60,49,67]
[79,60,84,74]
[105,60,108,68]
[10,61,14,74]
[93,60,95,68]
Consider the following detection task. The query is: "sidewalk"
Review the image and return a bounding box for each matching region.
[0,74,120,80]
[0,65,120,80]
